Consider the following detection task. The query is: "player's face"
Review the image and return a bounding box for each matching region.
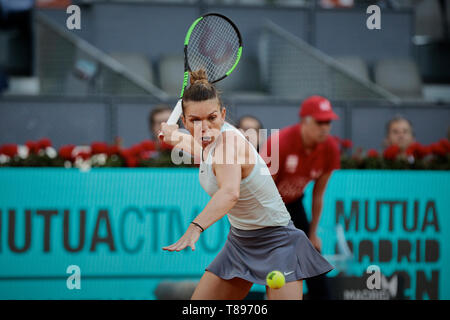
[182,98,226,148]
[305,118,332,143]
[387,120,414,150]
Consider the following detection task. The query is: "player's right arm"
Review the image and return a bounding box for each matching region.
[160,122,202,162]
[162,132,241,252]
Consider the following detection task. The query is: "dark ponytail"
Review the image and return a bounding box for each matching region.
[182,69,223,114]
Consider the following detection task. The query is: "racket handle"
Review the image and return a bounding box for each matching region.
[159,99,182,138]
[167,99,183,125]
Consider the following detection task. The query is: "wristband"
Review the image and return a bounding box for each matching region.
[191,221,205,233]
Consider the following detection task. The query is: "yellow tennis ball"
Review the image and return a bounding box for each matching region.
[266,270,285,289]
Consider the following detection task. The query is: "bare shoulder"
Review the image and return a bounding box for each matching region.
[213,130,255,165]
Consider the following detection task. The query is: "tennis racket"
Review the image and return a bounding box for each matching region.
[160,13,242,136]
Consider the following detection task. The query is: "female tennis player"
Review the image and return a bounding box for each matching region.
[161,70,333,300]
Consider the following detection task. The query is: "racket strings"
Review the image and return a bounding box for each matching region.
[187,16,240,83]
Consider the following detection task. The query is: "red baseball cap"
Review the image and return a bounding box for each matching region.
[299,96,339,121]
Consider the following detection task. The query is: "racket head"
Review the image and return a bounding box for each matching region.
[180,13,242,97]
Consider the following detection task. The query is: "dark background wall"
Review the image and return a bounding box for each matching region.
[1,96,448,151]
[2,3,446,152]
[37,3,414,65]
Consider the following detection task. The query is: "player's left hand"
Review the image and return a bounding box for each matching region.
[309,232,322,253]
[162,224,201,252]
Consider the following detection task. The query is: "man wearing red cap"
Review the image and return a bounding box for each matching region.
[260,95,340,300]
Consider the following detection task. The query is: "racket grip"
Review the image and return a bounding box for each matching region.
[167,99,183,125]
[159,99,182,138]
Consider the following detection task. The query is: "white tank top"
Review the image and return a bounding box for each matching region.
[199,122,290,230]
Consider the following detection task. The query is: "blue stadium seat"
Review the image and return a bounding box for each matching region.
[374,58,423,100]
[109,52,155,84]
[335,56,370,82]
[158,54,184,97]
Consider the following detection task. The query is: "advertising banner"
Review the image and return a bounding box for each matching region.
[0,169,448,299]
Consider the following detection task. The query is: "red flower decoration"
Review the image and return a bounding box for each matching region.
[140,140,156,151]
[76,150,91,161]
[406,142,430,159]
[366,149,379,158]
[119,149,130,158]
[439,139,450,153]
[107,145,121,156]
[37,138,52,151]
[383,145,400,160]
[160,141,174,151]
[430,142,447,157]
[130,144,144,157]
[0,144,18,157]
[340,139,353,149]
[119,149,138,167]
[91,142,109,155]
[125,156,138,167]
[25,141,39,154]
[59,145,76,161]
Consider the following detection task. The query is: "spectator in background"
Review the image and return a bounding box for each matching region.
[148,104,173,156]
[384,115,415,158]
[260,95,340,300]
[237,115,264,152]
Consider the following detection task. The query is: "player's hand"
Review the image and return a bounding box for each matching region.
[162,224,201,252]
[309,232,322,253]
[159,122,180,146]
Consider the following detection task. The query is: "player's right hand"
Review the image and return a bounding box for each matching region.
[159,122,179,146]
[162,224,201,252]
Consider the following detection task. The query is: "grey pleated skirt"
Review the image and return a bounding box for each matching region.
[206,220,334,286]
